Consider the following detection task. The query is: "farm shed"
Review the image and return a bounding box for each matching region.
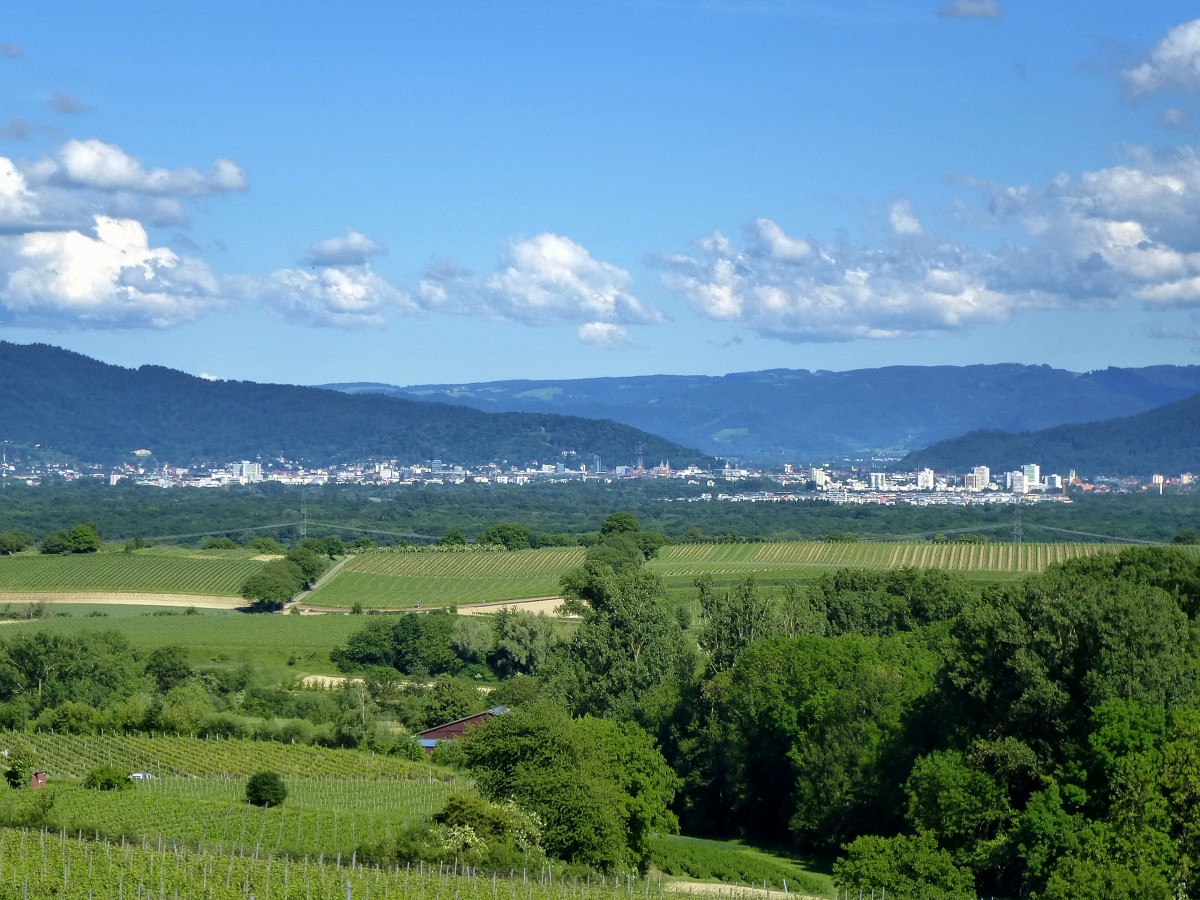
[415,705,510,753]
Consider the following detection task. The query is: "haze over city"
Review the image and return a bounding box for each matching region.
[3,2,1200,385]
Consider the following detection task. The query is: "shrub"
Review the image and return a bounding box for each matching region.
[83,765,129,791]
[246,771,287,807]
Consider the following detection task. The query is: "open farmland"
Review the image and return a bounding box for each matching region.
[0,547,263,599]
[0,612,365,674]
[645,540,1197,599]
[308,546,586,609]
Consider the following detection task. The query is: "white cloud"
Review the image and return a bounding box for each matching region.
[418,233,664,338]
[937,0,1001,21]
[305,228,387,266]
[0,215,221,328]
[50,92,87,114]
[661,149,1200,342]
[246,265,414,328]
[660,219,1017,342]
[1123,19,1200,98]
[888,199,924,235]
[751,217,811,259]
[44,139,247,196]
[0,158,39,224]
[577,322,636,348]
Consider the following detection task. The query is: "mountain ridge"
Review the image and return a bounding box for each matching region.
[0,342,708,468]
[322,363,1200,461]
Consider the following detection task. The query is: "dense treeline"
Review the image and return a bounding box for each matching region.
[658,549,1200,897]
[3,478,1199,546]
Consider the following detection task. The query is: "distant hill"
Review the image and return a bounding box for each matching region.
[322,364,1200,462]
[0,342,708,468]
[901,391,1200,476]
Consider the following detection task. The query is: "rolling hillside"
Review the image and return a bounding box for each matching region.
[902,390,1200,475]
[0,342,708,468]
[324,363,1200,461]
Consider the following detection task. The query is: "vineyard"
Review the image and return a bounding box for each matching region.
[309,548,586,609]
[32,776,457,860]
[650,540,1165,576]
[0,828,692,900]
[0,548,264,598]
[7,733,443,781]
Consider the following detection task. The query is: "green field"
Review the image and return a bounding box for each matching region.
[309,547,586,609]
[8,732,440,780]
[0,613,366,673]
[0,828,667,900]
[650,834,833,897]
[0,547,265,598]
[35,776,456,859]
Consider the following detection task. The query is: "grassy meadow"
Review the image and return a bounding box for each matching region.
[0,611,366,674]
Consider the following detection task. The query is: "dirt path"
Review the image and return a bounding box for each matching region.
[293,596,568,616]
[457,597,565,616]
[0,592,243,609]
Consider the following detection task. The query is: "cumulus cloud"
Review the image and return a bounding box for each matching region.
[50,92,87,114]
[244,265,414,328]
[41,139,247,196]
[305,228,387,266]
[577,322,636,348]
[1123,19,1200,98]
[888,199,924,236]
[0,215,221,328]
[661,149,1200,342]
[418,233,664,339]
[1,43,21,59]
[937,0,1001,20]
[660,219,1016,342]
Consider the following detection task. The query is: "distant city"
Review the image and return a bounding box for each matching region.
[2,451,1191,506]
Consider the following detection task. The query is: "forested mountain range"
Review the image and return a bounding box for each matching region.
[902,389,1200,476]
[323,363,1200,461]
[0,342,706,468]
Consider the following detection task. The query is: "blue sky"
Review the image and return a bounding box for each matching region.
[4,2,1200,385]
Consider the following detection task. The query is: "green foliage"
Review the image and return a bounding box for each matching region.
[834,832,975,900]
[240,559,305,610]
[477,522,533,551]
[460,702,678,873]
[556,565,695,722]
[82,764,129,790]
[200,537,239,550]
[39,523,101,554]
[0,530,33,555]
[247,536,287,554]
[245,770,287,807]
[440,529,468,547]
[4,743,32,789]
[143,644,192,692]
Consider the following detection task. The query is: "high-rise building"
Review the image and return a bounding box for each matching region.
[869,472,888,490]
[917,468,935,490]
[1022,463,1041,488]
